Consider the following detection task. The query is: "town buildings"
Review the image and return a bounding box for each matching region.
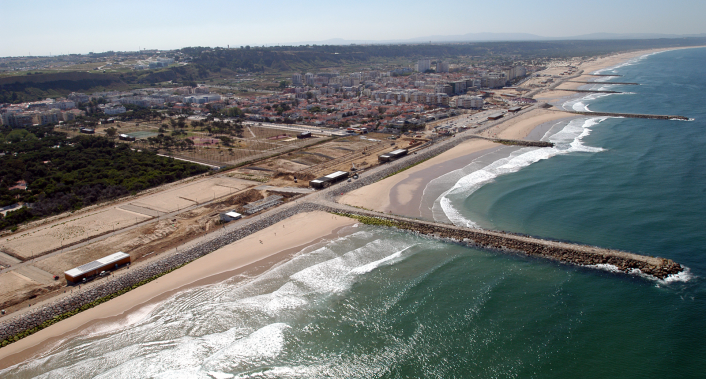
[415,59,431,72]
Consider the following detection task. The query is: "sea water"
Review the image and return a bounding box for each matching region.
[3,48,706,378]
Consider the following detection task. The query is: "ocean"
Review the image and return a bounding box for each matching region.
[3,48,706,378]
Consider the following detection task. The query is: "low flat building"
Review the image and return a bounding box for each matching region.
[220,211,242,222]
[64,252,131,283]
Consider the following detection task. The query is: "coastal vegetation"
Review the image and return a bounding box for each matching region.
[0,125,209,231]
[332,212,401,228]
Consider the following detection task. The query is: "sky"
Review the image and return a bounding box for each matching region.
[3,0,706,57]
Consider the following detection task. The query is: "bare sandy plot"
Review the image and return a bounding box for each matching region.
[130,176,256,213]
[0,208,150,259]
[0,271,42,309]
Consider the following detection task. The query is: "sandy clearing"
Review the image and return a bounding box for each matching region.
[1,208,151,259]
[130,176,255,213]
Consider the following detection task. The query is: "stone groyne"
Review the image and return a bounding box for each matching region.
[556,89,623,94]
[493,139,554,148]
[320,206,684,280]
[569,81,639,85]
[566,111,690,120]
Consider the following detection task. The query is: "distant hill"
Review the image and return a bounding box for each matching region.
[0,65,205,103]
[294,32,706,45]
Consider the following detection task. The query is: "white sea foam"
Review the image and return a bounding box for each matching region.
[660,267,694,284]
[434,117,607,227]
[349,244,416,275]
[586,263,622,273]
[586,264,694,284]
[593,51,661,75]
[0,229,432,379]
[201,323,291,372]
[82,301,163,338]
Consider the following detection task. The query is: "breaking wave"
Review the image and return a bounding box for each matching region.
[434,117,607,228]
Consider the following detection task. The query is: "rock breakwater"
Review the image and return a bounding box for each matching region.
[323,208,684,280]
[566,111,690,120]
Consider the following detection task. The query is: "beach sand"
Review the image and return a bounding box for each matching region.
[536,47,705,102]
[0,211,355,369]
[2,45,699,371]
[340,108,575,216]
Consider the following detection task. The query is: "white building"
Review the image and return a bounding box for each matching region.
[415,59,431,72]
[183,94,222,104]
[305,73,315,86]
[103,104,127,115]
[455,95,484,109]
[292,73,302,86]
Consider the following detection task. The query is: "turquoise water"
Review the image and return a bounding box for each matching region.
[3,48,706,378]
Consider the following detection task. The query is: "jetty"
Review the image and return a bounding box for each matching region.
[469,135,554,148]
[565,110,689,120]
[556,89,622,94]
[569,81,639,85]
[319,201,683,280]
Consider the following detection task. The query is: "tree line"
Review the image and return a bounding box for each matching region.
[0,125,209,231]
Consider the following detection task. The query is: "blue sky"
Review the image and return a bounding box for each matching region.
[4,0,706,57]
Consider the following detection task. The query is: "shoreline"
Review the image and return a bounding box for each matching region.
[0,210,356,369]
[343,45,701,221]
[340,108,578,218]
[1,45,699,372]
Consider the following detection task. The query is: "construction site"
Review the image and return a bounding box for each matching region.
[0,124,427,315]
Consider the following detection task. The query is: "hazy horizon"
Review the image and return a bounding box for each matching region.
[4,0,706,57]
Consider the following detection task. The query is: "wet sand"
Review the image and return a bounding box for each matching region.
[0,211,355,369]
[341,108,577,217]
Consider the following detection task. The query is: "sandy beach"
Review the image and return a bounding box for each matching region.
[340,107,575,216]
[2,45,700,372]
[0,211,355,369]
[536,46,705,102]
[341,46,704,218]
